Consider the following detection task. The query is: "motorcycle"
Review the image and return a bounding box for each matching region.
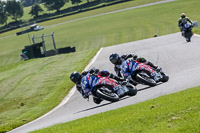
[87,75,137,103]
[133,67,169,87]
[122,61,169,87]
[182,23,193,42]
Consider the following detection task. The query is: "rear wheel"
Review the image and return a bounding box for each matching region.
[95,87,119,102]
[135,73,156,87]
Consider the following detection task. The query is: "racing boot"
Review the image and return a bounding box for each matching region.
[93,97,102,104]
[129,79,139,86]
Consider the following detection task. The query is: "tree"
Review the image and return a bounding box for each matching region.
[6,0,24,21]
[41,0,67,12]
[0,1,8,25]
[29,4,43,17]
[71,0,82,6]
[21,0,41,7]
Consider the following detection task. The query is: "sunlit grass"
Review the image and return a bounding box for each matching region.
[32,86,200,133]
[0,0,200,132]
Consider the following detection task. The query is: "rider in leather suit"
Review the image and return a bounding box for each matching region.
[109,53,160,84]
[70,68,125,104]
[178,13,193,36]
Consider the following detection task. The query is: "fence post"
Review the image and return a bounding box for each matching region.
[41,34,47,56]
[52,32,57,54]
[32,35,35,44]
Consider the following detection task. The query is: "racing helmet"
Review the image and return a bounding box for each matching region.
[181,13,186,18]
[70,71,81,84]
[109,53,120,65]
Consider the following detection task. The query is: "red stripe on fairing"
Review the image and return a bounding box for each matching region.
[96,77,118,87]
[137,63,155,73]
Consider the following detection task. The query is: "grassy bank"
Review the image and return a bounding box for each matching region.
[0,49,98,132]
[0,0,200,132]
[0,0,162,33]
[0,0,162,38]
[32,86,200,133]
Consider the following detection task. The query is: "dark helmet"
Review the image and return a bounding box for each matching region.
[181,13,186,18]
[109,53,120,65]
[70,71,81,84]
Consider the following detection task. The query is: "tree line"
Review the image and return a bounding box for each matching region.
[0,0,85,26]
[21,0,41,7]
[0,0,23,25]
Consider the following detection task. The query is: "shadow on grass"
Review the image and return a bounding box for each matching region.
[30,0,132,24]
[0,0,132,34]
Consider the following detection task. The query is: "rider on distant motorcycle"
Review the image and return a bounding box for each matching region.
[178,13,193,36]
[109,53,160,84]
[70,68,126,104]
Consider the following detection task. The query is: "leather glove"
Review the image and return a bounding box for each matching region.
[133,55,138,60]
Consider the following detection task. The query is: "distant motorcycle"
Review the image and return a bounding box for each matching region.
[182,23,193,42]
[87,76,137,102]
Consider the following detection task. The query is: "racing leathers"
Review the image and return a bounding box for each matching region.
[178,17,193,35]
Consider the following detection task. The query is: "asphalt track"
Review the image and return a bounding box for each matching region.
[9,33,200,133]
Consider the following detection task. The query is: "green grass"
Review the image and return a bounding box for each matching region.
[0,0,200,132]
[0,0,86,27]
[0,0,161,26]
[0,0,163,38]
[0,49,98,131]
[31,86,200,133]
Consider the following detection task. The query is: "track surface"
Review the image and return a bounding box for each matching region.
[9,33,200,133]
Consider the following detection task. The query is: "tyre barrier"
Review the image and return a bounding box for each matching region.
[45,50,57,57]
[21,45,76,60]
[57,46,76,54]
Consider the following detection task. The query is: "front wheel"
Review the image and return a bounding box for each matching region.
[126,85,137,96]
[95,87,119,102]
[160,73,169,82]
[186,37,191,42]
[185,31,193,42]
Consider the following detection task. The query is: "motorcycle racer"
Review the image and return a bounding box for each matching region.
[178,13,193,36]
[70,68,127,104]
[109,53,160,83]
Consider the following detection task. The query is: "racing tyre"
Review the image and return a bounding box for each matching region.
[161,73,169,82]
[126,85,137,96]
[96,88,119,102]
[136,73,156,87]
[186,37,191,42]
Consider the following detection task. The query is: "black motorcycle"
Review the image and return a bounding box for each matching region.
[182,23,193,42]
